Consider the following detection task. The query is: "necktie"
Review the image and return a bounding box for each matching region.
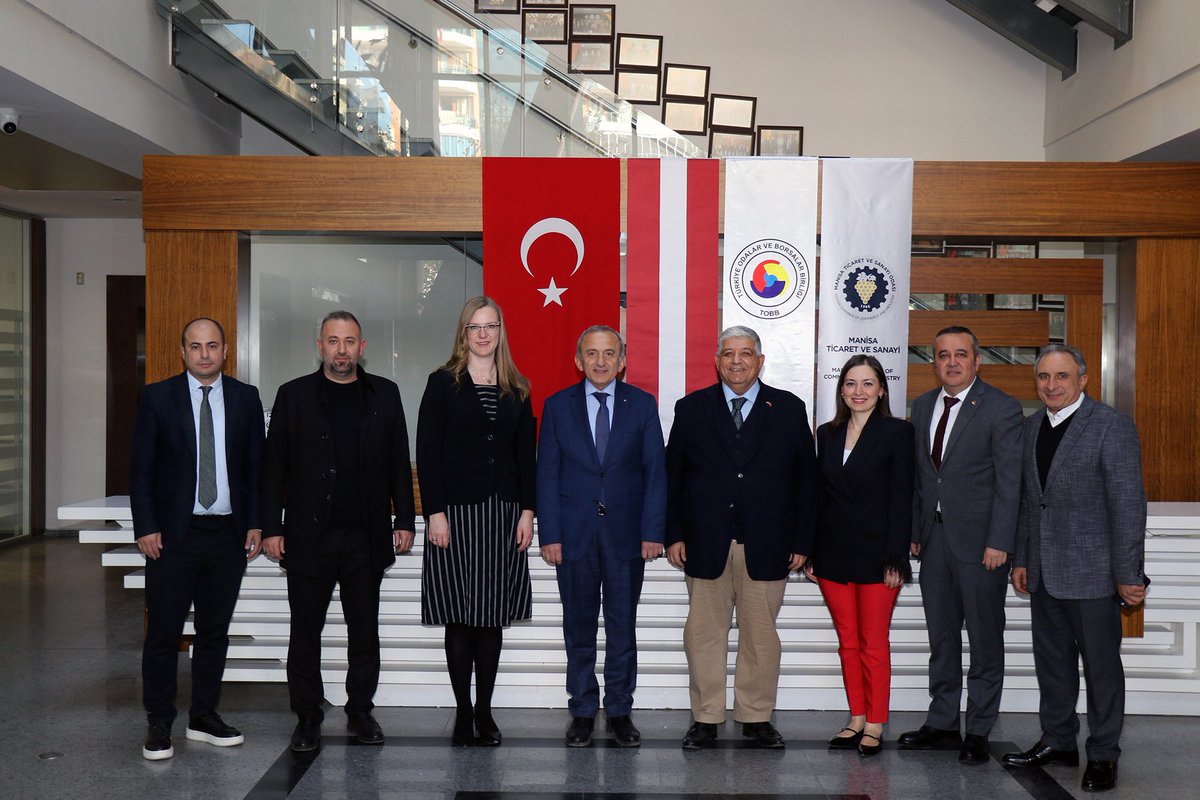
[198,385,217,509]
[594,392,609,463]
[931,395,960,471]
[731,397,747,430]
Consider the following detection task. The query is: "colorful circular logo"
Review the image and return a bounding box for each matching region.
[728,239,810,319]
[834,257,896,319]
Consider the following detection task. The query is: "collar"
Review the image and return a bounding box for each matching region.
[585,380,616,399]
[1046,393,1085,427]
[721,380,761,405]
[937,376,977,403]
[187,372,223,394]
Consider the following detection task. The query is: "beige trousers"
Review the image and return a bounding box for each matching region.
[683,541,787,723]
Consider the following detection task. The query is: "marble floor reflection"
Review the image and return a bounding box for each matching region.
[2,537,1188,800]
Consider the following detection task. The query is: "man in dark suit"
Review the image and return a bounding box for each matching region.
[537,325,667,749]
[900,326,1023,764]
[131,317,264,761]
[665,325,816,750]
[1003,344,1146,793]
[261,310,416,752]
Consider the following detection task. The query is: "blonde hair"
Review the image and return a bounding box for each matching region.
[443,296,530,401]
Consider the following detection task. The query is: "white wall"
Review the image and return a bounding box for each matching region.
[45,219,145,525]
[1044,0,1200,161]
[446,0,1050,160]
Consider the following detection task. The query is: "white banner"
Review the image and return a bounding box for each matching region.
[721,158,819,413]
[816,158,914,424]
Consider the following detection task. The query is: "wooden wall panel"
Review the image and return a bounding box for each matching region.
[1065,293,1103,389]
[911,258,1103,293]
[1132,239,1200,501]
[909,311,1051,347]
[145,231,240,383]
[907,364,1034,400]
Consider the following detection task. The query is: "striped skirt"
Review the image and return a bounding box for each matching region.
[420,495,533,627]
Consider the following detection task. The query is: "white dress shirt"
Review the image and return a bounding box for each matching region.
[188,372,232,515]
[1046,392,1085,427]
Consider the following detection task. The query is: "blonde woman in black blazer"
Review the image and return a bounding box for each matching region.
[810,354,915,757]
[417,296,536,747]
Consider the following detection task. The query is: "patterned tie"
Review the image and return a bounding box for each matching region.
[198,385,217,509]
[930,395,960,471]
[594,392,609,463]
[731,397,747,430]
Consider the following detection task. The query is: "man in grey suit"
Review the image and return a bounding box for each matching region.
[1002,344,1146,793]
[899,326,1022,764]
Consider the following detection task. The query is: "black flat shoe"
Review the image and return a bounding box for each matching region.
[565,716,594,748]
[681,721,718,750]
[742,721,785,749]
[607,715,641,747]
[290,715,321,753]
[1002,741,1080,768]
[827,727,864,749]
[452,710,473,747]
[475,712,502,747]
[897,724,961,749]
[347,711,384,745]
[858,732,883,758]
[1082,760,1118,792]
[959,733,989,765]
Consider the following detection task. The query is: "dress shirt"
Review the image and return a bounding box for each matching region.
[721,380,762,422]
[584,380,617,446]
[1046,393,1085,428]
[928,377,977,456]
[188,372,232,515]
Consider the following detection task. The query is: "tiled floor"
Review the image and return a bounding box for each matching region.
[2,537,1188,800]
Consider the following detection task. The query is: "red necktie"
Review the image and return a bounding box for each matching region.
[931,395,960,470]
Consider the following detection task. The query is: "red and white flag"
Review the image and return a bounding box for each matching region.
[625,159,721,434]
[483,158,621,420]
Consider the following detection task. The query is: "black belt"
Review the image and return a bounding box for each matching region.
[190,513,233,528]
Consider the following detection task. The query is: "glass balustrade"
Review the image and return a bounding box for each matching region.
[157,0,702,157]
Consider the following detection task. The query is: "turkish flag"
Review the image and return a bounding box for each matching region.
[483,158,621,420]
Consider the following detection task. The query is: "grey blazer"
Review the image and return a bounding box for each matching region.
[1013,394,1146,600]
[911,378,1023,560]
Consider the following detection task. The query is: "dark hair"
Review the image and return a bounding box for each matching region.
[933,325,980,358]
[319,310,361,337]
[180,317,226,347]
[830,354,892,427]
[1035,342,1088,376]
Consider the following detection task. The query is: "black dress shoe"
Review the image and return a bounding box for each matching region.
[143,722,173,761]
[897,724,962,749]
[565,716,595,748]
[452,710,473,747]
[186,712,244,747]
[607,715,641,747]
[1002,741,1080,768]
[858,732,883,758]
[290,715,321,753]
[347,711,384,745]
[475,711,502,747]
[682,721,719,750]
[959,733,989,764]
[742,721,785,749]
[827,727,864,750]
[1082,760,1118,792]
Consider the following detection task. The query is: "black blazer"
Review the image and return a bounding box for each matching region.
[130,372,264,544]
[261,367,416,576]
[415,368,536,517]
[812,413,915,584]
[665,381,816,581]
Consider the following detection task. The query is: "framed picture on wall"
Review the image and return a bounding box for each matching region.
[569,5,615,38]
[911,238,945,254]
[615,70,661,104]
[756,125,803,156]
[709,94,756,131]
[523,0,566,6]
[569,41,613,73]
[475,0,521,13]
[662,99,707,135]
[616,34,662,70]
[995,242,1038,258]
[662,63,710,100]
[710,130,755,158]
[523,10,567,44]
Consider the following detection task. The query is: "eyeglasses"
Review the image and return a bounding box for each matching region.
[465,323,501,336]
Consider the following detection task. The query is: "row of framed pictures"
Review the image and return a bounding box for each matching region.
[706,126,804,158]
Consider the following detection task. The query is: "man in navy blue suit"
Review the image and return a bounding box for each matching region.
[537,325,667,748]
[666,325,816,750]
[131,318,264,761]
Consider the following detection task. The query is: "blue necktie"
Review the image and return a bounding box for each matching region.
[594,392,609,463]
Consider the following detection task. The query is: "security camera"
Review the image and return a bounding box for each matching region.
[0,109,18,136]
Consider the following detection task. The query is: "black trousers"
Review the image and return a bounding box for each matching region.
[142,515,246,725]
[285,529,383,718]
[1031,588,1125,761]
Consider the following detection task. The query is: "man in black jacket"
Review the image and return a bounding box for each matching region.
[131,317,264,761]
[262,310,416,751]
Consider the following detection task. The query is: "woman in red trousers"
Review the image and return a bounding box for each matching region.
[810,354,915,757]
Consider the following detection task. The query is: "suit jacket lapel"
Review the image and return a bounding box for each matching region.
[568,382,602,464]
[736,382,773,465]
[173,373,198,466]
[1043,396,1094,494]
[709,385,738,463]
[941,381,983,464]
[844,412,882,469]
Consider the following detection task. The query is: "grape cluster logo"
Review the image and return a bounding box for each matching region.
[835,257,896,319]
[728,239,810,320]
